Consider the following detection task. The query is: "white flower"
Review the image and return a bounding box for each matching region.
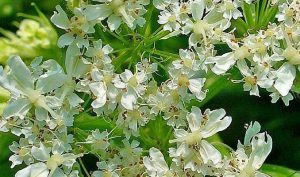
[269,91,294,106]
[9,139,34,168]
[86,129,110,150]
[218,0,242,20]
[51,5,93,48]
[168,68,207,101]
[16,143,81,177]
[117,106,151,136]
[225,122,272,177]
[158,3,183,32]
[172,49,201,72]
[89,67,118,110]
[83,0,149,30]
[169,107,231,172]
[236,59,274,96]
[206,42,251,75]
[85,39,113,64]
[276,3,295,26]
[182,0,229,47]
[92,161,119,177]
[0,56,64,122]
[114,69,147,110]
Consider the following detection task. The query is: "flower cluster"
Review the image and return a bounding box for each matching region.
[1,0,298,176]
[156,0,300,105]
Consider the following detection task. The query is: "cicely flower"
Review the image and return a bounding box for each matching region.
[225,122,272,177]
[153,0,177,10]
[51,5,94,48]
[168,68,207,101]
[281,26,300,66]
[114,69,148,110]
[136,59,158,76]
[158,2,189,32]
[217,0,242,20]
[236,59,274,96]
[172,49,201,72]
[83,0,150,30]
[276,3,296,26]
[0,56,64,122]
[119,139,143,166]
[169,107,232,173]
[9,139,34,168]
[92,161,119,177]
[89,67,118,111]
[147,91,171,115]
[117,106,151,137]
[206,41,251,75]
[86,129,110,151]
[16,142,81,177]
[182,0,230,47]
[85,39,113,64]
[269,89,294,106]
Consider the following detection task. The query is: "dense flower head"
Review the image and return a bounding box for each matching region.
[1,0,299,176]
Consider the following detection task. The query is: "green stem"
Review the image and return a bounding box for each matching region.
[98,24,129,45]
[78,157,91,177]
[146,49,179,59]
[143,3,155,37]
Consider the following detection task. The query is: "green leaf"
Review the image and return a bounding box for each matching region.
[261,164,300,177]
[292,71,300,94]
[0,133,18,162]
[242,3,255,28]
[74,113,116,131]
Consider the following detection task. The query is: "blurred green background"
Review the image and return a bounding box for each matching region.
[0,0,299,176]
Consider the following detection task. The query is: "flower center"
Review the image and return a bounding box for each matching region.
[96,50,105,59]
[47,154,64,170]
[193,20,210,36]
[283,46,300,65]
[245,76,257,86]
[128,76,138,87]
[234,46,250,60]
[178,74,190,87]
[225,2,235,10]
[186,130,202,145]
[168,15,177,22]
[110,0,125,10]
[18,148,29,156]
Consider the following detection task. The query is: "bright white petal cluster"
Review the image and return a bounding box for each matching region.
[4,0,299,176]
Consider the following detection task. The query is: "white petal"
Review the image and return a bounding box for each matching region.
[84,4,112,21]
[202,109,232,138]
[191,0,205,20]
[57,33,75,48]
[50,5,70,29]
[30,163,49,177]
[107,14,122,31]
[274,62,296,96]
[3,98,32,119]
[188,78,206,99]
[121,91,137,110]
[187,107,203,132]
[16,165,31,177]
[8,56,34,89]
[31,143,50,161]
[199,140,221,164]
